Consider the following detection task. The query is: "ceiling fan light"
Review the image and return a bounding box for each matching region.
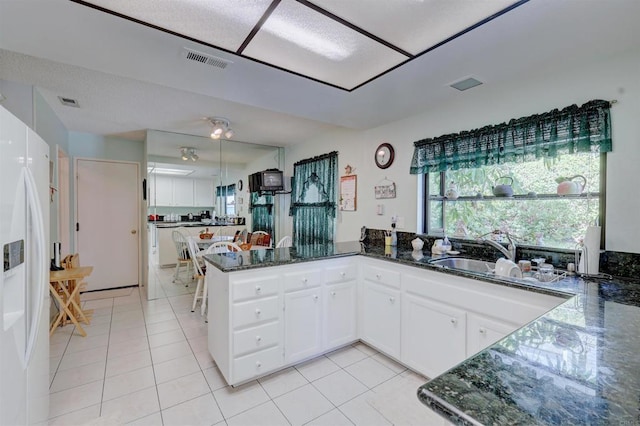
[224,128,234,139]
[210,132,221,139]
[191,153,199,161]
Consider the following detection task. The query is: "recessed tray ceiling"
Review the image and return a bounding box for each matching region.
[74,0,523,91]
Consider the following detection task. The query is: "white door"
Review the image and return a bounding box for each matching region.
[324,281,357,349]
[467,314,517,358]
[284,288,322,364]
[361,281,401,358]
[401,294,466,379]
[76,159,139,291]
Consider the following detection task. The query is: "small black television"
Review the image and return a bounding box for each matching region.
[249,169,284,193]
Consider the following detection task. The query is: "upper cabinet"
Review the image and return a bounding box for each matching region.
[150,176,214,207]
[194,179,214,207]
[173,178,194,206]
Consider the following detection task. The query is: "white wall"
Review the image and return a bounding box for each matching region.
[284,48,640,253]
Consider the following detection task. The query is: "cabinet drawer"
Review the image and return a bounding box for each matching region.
[233,297,279,329]
[233,322,280,357]
[325,263,357,284]
[363,264,401,288]
[283,268,322,292]
[233,346,282,383]
[233,276,279,301]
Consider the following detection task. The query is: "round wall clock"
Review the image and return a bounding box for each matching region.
[237,179,243,191]
[375,143,395,169]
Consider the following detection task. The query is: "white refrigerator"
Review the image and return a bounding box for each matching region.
[0,105,50,425]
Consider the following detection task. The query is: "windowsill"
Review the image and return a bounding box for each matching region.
[429,192,600,201]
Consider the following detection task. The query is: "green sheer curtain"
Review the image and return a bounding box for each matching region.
[249,192,274,235]
[290,151,338,246]
[410,100,612,174]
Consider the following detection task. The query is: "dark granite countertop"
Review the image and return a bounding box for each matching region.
[202,241,363,272]
[203,241,640,425]
[151,222,233,228]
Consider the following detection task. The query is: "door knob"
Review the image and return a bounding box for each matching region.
[131,230,137,234]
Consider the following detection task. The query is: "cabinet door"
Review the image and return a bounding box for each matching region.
[173,178,194,207]
[194,179,214,207]
[324,281,357,350]
[402,293,466,379]
[154,175,173,206]
[284,288,322,364]
[361,281,401,358]
[467,314,517,358]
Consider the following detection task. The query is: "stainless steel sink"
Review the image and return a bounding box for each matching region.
[429,257,495,274]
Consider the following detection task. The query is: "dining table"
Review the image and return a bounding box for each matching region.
[191,236,272,252]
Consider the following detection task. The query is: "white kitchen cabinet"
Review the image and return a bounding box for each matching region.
[361,280,401,359]
[194,179,214,207]
[324,281,357,349]
[172,178,194,206]
[466,313,518,358]
[402,293,467,379]
[208,258,358,386]
[153,175,173,206]
[151,177,208,207]
[284,288,323,364]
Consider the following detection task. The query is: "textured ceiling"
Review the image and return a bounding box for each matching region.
[77,0,520,90]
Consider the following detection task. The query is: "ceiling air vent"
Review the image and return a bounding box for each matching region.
[183,48,232,69]
[58,96,80,108]
[450,77,483,91]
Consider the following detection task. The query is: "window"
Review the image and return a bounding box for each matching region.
[411,99,612,250]
[216,184,236,216]
[423,152,604,249]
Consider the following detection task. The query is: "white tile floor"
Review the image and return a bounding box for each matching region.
[48,264,447,425]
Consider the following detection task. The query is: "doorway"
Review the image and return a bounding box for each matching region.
[76,159,140,291]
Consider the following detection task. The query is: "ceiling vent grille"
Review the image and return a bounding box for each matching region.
[58,96,80,107]
[450,77,483,91]
[183,48,232,69]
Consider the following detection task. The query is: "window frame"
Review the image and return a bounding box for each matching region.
[421,154,607,249]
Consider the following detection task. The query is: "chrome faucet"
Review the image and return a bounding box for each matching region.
[479,232,517,261]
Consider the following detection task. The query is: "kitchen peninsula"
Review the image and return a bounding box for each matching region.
[203,242,640,425]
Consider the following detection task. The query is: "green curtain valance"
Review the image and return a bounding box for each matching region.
[410,99,612,174]
[216,184,236,196]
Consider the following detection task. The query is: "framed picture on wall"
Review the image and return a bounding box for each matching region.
[340,175,357,211]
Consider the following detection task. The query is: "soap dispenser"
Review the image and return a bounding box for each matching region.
[391,223,397,247]
[442,236,452,253]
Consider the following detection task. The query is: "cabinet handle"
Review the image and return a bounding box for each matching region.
[340,272,346,277]
[479,328,486,334]
[313,295,319,301]
[331,291,336,296]
[302,278,308,283]
[389,297,395,303]
[255,309,261,316]
[255,285,261,293]
[256,361,262,368]
[256,336,262,342]
[376,273,382,279]
[450,318,457,325]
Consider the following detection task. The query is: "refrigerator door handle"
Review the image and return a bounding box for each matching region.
[23,167,46,367]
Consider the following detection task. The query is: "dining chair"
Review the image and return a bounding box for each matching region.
[251,230,271,247]
[276,235,292,248]
[195,241,243,317]
[172,228,192,285]
[187,238,206,314]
